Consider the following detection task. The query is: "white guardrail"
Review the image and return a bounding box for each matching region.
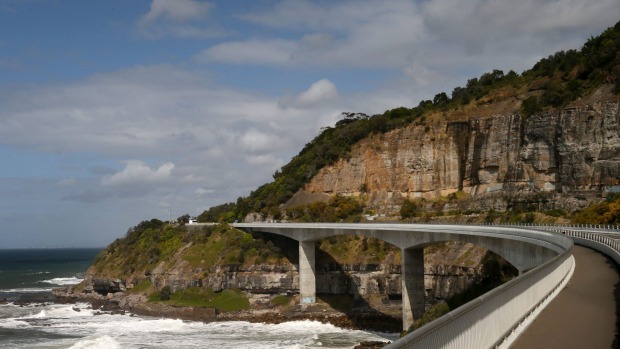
[386,223,620,349]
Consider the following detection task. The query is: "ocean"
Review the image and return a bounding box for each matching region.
[0,248,396,348]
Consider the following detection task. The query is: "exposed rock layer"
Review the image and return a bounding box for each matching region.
[297,101,620,214]
[82,242,488,310]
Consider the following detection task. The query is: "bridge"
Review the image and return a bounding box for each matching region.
[232,222,619,348]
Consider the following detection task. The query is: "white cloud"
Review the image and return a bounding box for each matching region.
[244,154,285,168]
[194,187,215,196]
[231,0,426,68]
[140,0,212,24]
[195,39,297,65]
[102,161,175,186]
[297,79,338,105]
[137,0,219,39]
[239,128,282,155]
[204,0,619,78]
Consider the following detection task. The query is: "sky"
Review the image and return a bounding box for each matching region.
[0,0,619,248]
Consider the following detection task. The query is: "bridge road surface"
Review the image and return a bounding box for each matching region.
[512,245,619,349]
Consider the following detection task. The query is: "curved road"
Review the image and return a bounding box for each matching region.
[512,245,619,348]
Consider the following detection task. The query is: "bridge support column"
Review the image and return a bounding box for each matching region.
[402,247,425,331]
[299,241,316,304]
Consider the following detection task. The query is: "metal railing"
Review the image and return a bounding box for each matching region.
[386,223,620,349]
[386,225,575,349]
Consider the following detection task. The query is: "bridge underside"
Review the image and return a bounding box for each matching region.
[235,224,561,330]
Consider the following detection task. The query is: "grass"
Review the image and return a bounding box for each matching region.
[150,287,250,312]
[271,295,293,307]
[405,301,451,334]
[129,279,154,294]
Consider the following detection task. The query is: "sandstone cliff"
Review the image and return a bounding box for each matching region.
[82,236,494,311]
[294,99,620,214]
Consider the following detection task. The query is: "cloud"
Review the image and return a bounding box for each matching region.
[137,0,220,39]
[102,161,175,187]
[244,154,285,168]
[203,0,619,79]
[229,0,426,68]
[62,189,112,204]
[140,0,213,24]
[297,79,338,105]
[194,187,214,196]
[238,128,283,155]
[195,39,297,65]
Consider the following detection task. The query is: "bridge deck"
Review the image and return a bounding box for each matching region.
[511,245,619,348]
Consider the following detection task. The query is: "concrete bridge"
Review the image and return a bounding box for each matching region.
[233,222,578,348]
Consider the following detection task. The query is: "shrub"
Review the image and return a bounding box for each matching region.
[159,286,171,301]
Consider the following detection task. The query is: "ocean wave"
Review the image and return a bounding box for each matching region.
[40,277,82,286]
[0,302,396,348]
[69,335,121,349]
[0,287,53,293]
[26,271,51,275]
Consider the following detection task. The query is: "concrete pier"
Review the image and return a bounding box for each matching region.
[402,247,425,330]
[299,241,316,304]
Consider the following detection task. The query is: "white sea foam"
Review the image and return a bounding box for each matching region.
[0,287,53,292]
[26,271,51,275]
[41,276,82,285]
[1,302,397,348]
[69,335,121,349]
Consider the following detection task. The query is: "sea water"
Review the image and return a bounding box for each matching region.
[0,249,397,348]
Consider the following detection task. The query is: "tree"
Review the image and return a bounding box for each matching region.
[521,96,541,116]
[433,92,449,107]
[401,199,420,219]
[177,214,190,224]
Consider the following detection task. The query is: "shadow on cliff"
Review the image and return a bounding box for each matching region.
[251,231,401,332]
[314,248,402,332]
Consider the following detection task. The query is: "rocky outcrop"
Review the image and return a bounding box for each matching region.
[83,242,488,310]
[296,101,620,214]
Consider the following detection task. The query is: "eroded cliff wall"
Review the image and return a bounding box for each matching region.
[296,101,620,213]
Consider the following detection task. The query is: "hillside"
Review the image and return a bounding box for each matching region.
[199,20,620,223]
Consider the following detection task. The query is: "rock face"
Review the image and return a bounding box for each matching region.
[84,242,487,310]
[297,101,620,213]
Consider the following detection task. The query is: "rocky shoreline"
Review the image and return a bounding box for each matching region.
[49,287,396,347]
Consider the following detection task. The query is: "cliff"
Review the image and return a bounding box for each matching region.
[294,98,620,215]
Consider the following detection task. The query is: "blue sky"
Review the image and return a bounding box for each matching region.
[1,0,619,248]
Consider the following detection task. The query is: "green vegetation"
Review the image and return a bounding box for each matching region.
[150,287,250,312]
[285,195,364,222]
[406,301,451,333]
[92,221,290,279]
[270,295,293,307]
[572,194,620,224]
[129,279,154,294]
[317,235,398,265]
[400,199,422,219]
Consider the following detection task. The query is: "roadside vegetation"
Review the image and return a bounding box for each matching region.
[398,191,620,226]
